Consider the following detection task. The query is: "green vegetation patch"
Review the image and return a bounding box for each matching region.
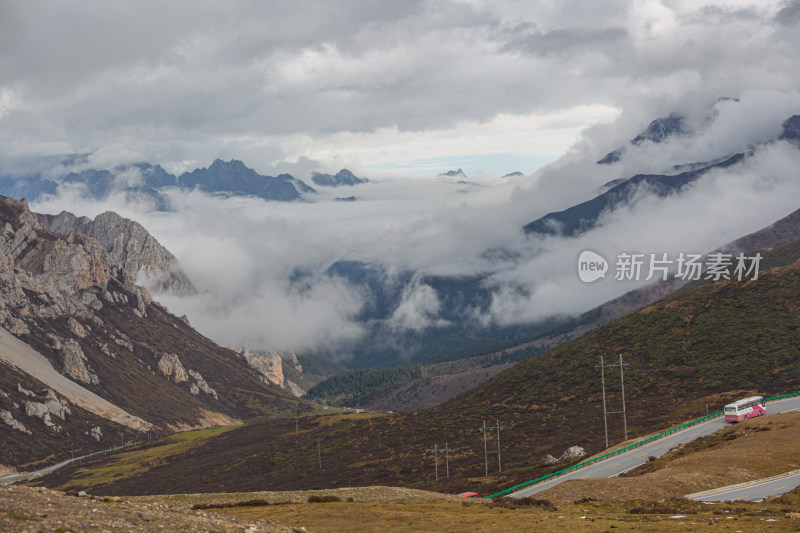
[53,425,239,492]
[305,365,423,405]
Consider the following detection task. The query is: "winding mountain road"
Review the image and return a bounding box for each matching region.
[687,470,800,502]
[510,396,800,499]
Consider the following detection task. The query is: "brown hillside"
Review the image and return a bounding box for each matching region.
[33,236,800,497]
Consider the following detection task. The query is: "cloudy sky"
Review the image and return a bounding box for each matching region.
[2,0,799,177]
[6,1,800,358]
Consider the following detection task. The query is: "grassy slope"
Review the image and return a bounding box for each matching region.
[35,239,800,496]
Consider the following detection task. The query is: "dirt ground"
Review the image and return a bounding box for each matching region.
[127,486,471,511]
[0,484,297,532]
[4,482,800,533]
[212,496,800,533]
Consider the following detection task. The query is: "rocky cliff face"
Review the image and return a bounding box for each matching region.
[0,195,304,468]
[235,348,307,397]
[36,210,196,296]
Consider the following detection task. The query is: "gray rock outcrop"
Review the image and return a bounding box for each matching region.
[36,210,196,296]
[0,409,31,434]
[544,445,587,465]
[158,353,189,383]
[25,401,59,431]
[60,338,99,385]
[237,349,285,387]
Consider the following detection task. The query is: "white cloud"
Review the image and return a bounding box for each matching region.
[3,1,799,174]
[8,2,800,360]
[387,276,450,332]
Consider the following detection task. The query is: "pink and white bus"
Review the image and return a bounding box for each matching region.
[724,396,766,422]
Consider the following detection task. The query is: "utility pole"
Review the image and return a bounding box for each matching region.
[490,420,504,473]
[596,354,630,447]
[317,439,322,469]
[598,355,609,448]
[432,444,439,479]
[620,353,628,442]
[444,443,452,478]
[295,411,299,438]
[480,420,488,476]
[480,420,504,475]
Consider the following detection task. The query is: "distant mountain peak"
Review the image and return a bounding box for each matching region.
[597,113,688,165]
[311,169,368,187]
[178,160,313,200]
[438,168,467,178]
[780,115,800,142]
[502,171,524,178]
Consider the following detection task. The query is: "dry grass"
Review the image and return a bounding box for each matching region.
[127,486,468,511]
[118,414,800,533]
[214,499,798,533]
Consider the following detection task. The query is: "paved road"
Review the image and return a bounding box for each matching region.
[0,443,137,484]
[0,458,78,484]
[511,396,800,499]
[688,470,800,502]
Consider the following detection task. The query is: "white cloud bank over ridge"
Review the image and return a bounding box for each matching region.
[28,91,800,355]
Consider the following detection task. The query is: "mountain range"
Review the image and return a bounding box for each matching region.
[32,205,800,496]
[4,108,798,377]
[0,159,370,208]
[525,113,799,238]
[306,109,800,370]
[2,100,800,498]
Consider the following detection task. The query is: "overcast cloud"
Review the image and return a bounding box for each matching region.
[2,0,799,175]
[6,1,800,356]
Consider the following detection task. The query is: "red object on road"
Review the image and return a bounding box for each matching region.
[458,492,480,498]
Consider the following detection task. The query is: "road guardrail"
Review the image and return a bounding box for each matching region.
[486,391,800,499]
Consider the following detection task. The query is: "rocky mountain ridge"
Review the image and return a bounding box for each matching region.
[525,113,799,238]
[35,210,196,296]
[0,195,305,468]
